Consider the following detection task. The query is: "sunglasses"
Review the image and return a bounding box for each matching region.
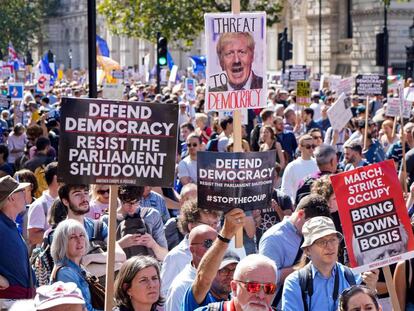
[97,189,110,195]
[188,143,199,148]
[190,239,213,249]
[302,144,316,150]
[236,280,277,295]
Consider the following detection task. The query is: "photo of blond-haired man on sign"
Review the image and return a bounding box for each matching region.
[209,32,263,92]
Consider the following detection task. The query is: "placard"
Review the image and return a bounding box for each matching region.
[102,80,124,100]
[288,65,307,82]
[385,97,411,119]
[296,80,311,106]
[327,93,353,131]
[335,77,354,96]
[205,12,267,111]
[36,74,51,93]
[330,160,414,273]
[218,109,248,125]
[197,150,275,213]
[0,95,9,109]
[355,74,387,97]
[58,98,178,187]
[8,83,24,100]
[185,78,196,101]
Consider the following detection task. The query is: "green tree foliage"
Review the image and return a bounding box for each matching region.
[0,0,59,56]
[98,0,283,48]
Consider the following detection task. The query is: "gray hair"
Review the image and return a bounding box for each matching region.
[233,254,277,281]
[51,219,89,262]
[314,144,337,166]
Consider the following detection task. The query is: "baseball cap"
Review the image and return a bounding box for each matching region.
[0,176,30,205]
[219,250,240,270]
[34,282,85,310]
[301,216,342,248]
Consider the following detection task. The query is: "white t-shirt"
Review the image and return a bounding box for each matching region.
[165,263,196,311]
[281,158,319,203]
[27,190,56,230]
[87,199,109,220]
[178,156,197,183]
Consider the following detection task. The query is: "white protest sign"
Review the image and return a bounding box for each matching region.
[327,93,353,131]
[329,75,341,93]
[406,87,414,102]
[185,78,196,101]
[336,77,354,96]
[36,74,51,93]
[386,97,411,119]
[205,12,267,111]
[169,65,178,83]
[103,80,124,100]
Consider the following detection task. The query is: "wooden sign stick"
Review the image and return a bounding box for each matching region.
[104,185,119,311]
[363,96,369,150]
[231,0,243,249]
[382,265,401,311]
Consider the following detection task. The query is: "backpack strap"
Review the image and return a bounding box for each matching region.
[91,218,105,241]
[50,265,64,283]
[298,263,313,311]
[342,265,356,287]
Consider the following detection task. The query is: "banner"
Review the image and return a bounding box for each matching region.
[58,98,178,187]
[296,80,311,106]
[355,74,387,97]
[330,160,414,273]
[185,78,196,101]
[8,83,24,100]
[197,151,275,213]
[205,12,267,111]
[327,93,353,131]
[36,74,51,93]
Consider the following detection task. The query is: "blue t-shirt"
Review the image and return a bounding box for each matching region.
[0,212,35,290]
[181,286,220,311]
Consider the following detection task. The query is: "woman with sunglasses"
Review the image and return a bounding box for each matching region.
[87,184,110,220]
[338,285,382,311]
[113,255,164,311]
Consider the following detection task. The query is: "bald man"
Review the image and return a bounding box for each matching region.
[165,225,218,311]
[196,254,277,311]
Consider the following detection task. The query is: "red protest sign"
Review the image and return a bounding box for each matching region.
[330,160,414,273]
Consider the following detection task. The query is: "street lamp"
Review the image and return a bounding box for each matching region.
[406,17,414,80]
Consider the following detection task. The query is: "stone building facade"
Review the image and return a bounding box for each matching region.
[39,0,414,77]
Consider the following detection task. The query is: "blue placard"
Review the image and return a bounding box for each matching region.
[8,83,24,100]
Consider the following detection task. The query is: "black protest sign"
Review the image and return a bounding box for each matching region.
[0,95,9,109]
[288,65,307,81]
[355,74,386,97]
[58,97,178,187]
[197,151,276,213]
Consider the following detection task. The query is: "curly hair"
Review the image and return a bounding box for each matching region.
[310,175,334,202]
[178,199,221,234]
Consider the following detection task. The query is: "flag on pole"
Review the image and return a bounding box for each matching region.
[167,51,174,70]
[189,55,206,76]
[8,42,17,60]
[96,35,110,57]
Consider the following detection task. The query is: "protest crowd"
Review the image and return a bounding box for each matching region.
[2,34,414,311]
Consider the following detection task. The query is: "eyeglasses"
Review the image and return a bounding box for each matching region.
[235,280,277,295]
[97,189,110,195]
[314,236,342,248]
[190,239,213,249]
[219,267,236,277]
[188,143,199,148]
[302,144,316,150]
